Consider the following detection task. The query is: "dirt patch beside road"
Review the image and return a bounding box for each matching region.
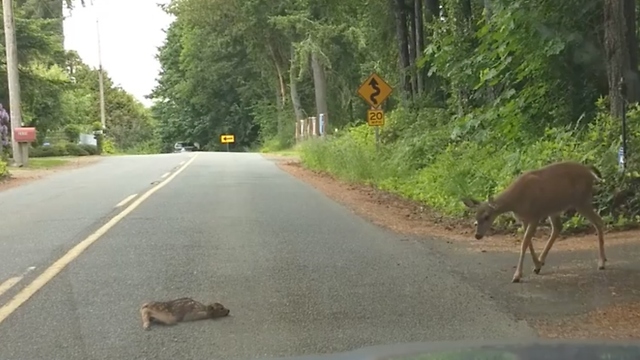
[0,156,102,193]
[266,154,640,340]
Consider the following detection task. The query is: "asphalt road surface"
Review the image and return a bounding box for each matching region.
[0,152,536,360]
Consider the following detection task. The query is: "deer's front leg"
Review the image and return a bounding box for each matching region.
[513,223,537,283]
[521,221,542,274]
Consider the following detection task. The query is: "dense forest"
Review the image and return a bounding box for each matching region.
[151,0,640,232]
[0,0,157,170]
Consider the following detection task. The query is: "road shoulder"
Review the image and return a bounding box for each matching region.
[0,156,103,193]
[266,154,640,340]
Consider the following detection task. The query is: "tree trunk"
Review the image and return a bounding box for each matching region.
[414,0,424,96]
[623,0,640,103]
[289,46,304,124]
[408,1,418,96]
[424,0,439,20]
[392,0,412,100]
[311,51,328,136]
[268,44,287,109]
[483,0,495,102]
[604,0,628,118]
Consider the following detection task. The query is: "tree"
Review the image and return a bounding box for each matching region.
[150,0,640,228]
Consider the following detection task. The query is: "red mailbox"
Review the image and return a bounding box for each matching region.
[13,127,36,142]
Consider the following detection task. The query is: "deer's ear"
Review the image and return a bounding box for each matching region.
[462,197,480,208]
[487,194,495,203]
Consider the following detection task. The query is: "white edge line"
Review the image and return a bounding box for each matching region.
[179,161,185,165]
[115,194,137,208]
[161,172,170,178]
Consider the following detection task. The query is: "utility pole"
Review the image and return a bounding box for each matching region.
[91,0,106,130]
[96,19,106,130]
[2,0,24,165]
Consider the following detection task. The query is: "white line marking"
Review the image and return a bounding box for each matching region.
[179,161,185,165]
[0,154,199,325]
[0,267,36,297]
[115,194,137,208]
[161,172,170,178]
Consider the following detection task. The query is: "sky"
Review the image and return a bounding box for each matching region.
[62,0,174,107]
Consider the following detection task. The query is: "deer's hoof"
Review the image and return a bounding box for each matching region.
[511,277,521,283]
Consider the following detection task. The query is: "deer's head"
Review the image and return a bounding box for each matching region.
[462,195,499,240]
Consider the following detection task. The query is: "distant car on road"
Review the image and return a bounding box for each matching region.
[173,142,199,153]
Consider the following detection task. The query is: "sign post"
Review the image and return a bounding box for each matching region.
[220,134,235,152]
[357,73,393,150]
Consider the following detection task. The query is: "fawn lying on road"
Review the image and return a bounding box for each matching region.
[140,297,230,330]
[462,161,606,283]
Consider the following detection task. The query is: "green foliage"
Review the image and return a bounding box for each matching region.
[0,159,7,178]
[101,137,116,154]
[63,124,81,142]
[301,101,640,232]
[151,0,640,233]
[0,4,158,159]
[30,143,97,157]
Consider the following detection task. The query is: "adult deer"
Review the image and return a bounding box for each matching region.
[462,161,606,283]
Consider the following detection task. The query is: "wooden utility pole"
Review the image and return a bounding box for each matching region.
[2,0,24,165]
[96,18,106,130]
[90,0,107,130]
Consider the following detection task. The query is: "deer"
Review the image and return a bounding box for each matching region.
[461,161,607,283]
[140,297,230,330]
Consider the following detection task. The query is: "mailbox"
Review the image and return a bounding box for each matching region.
[13,127,36,142]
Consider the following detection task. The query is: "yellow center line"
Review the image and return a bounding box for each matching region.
[0,154,199,325]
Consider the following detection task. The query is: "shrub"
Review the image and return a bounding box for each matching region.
[30,143,98,157]
[299,101,640,233]
[0,159,7,179]
[63,124,82,143]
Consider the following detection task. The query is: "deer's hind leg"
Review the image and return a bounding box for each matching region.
[140,306,153,330]
[536,214,563,272]
[140,307,179,330]
[576,204,607,269]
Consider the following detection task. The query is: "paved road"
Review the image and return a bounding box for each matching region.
[0,152,535,360]
[0,153,194,282]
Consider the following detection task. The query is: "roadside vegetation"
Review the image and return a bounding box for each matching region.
[0,0,160,179]
[147,0,640,234]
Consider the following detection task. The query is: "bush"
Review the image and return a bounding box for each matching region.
[120,139,162,155]
[30,143,98,157]
[102,137,116,154]
[0,159,7,179]
[63,124,82,143]
[79,143,99,155]
[65,143,89,156]
[299,101,640,233]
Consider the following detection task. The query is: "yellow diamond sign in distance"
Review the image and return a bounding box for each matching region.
[367,109,384,127]
[220,134,235,144]
[357,73,393,109]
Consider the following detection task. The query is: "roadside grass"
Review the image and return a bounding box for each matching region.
[26,157,75,169]
[259,143,302,157]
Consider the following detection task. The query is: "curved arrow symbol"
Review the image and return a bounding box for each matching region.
[369,78,381,105]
